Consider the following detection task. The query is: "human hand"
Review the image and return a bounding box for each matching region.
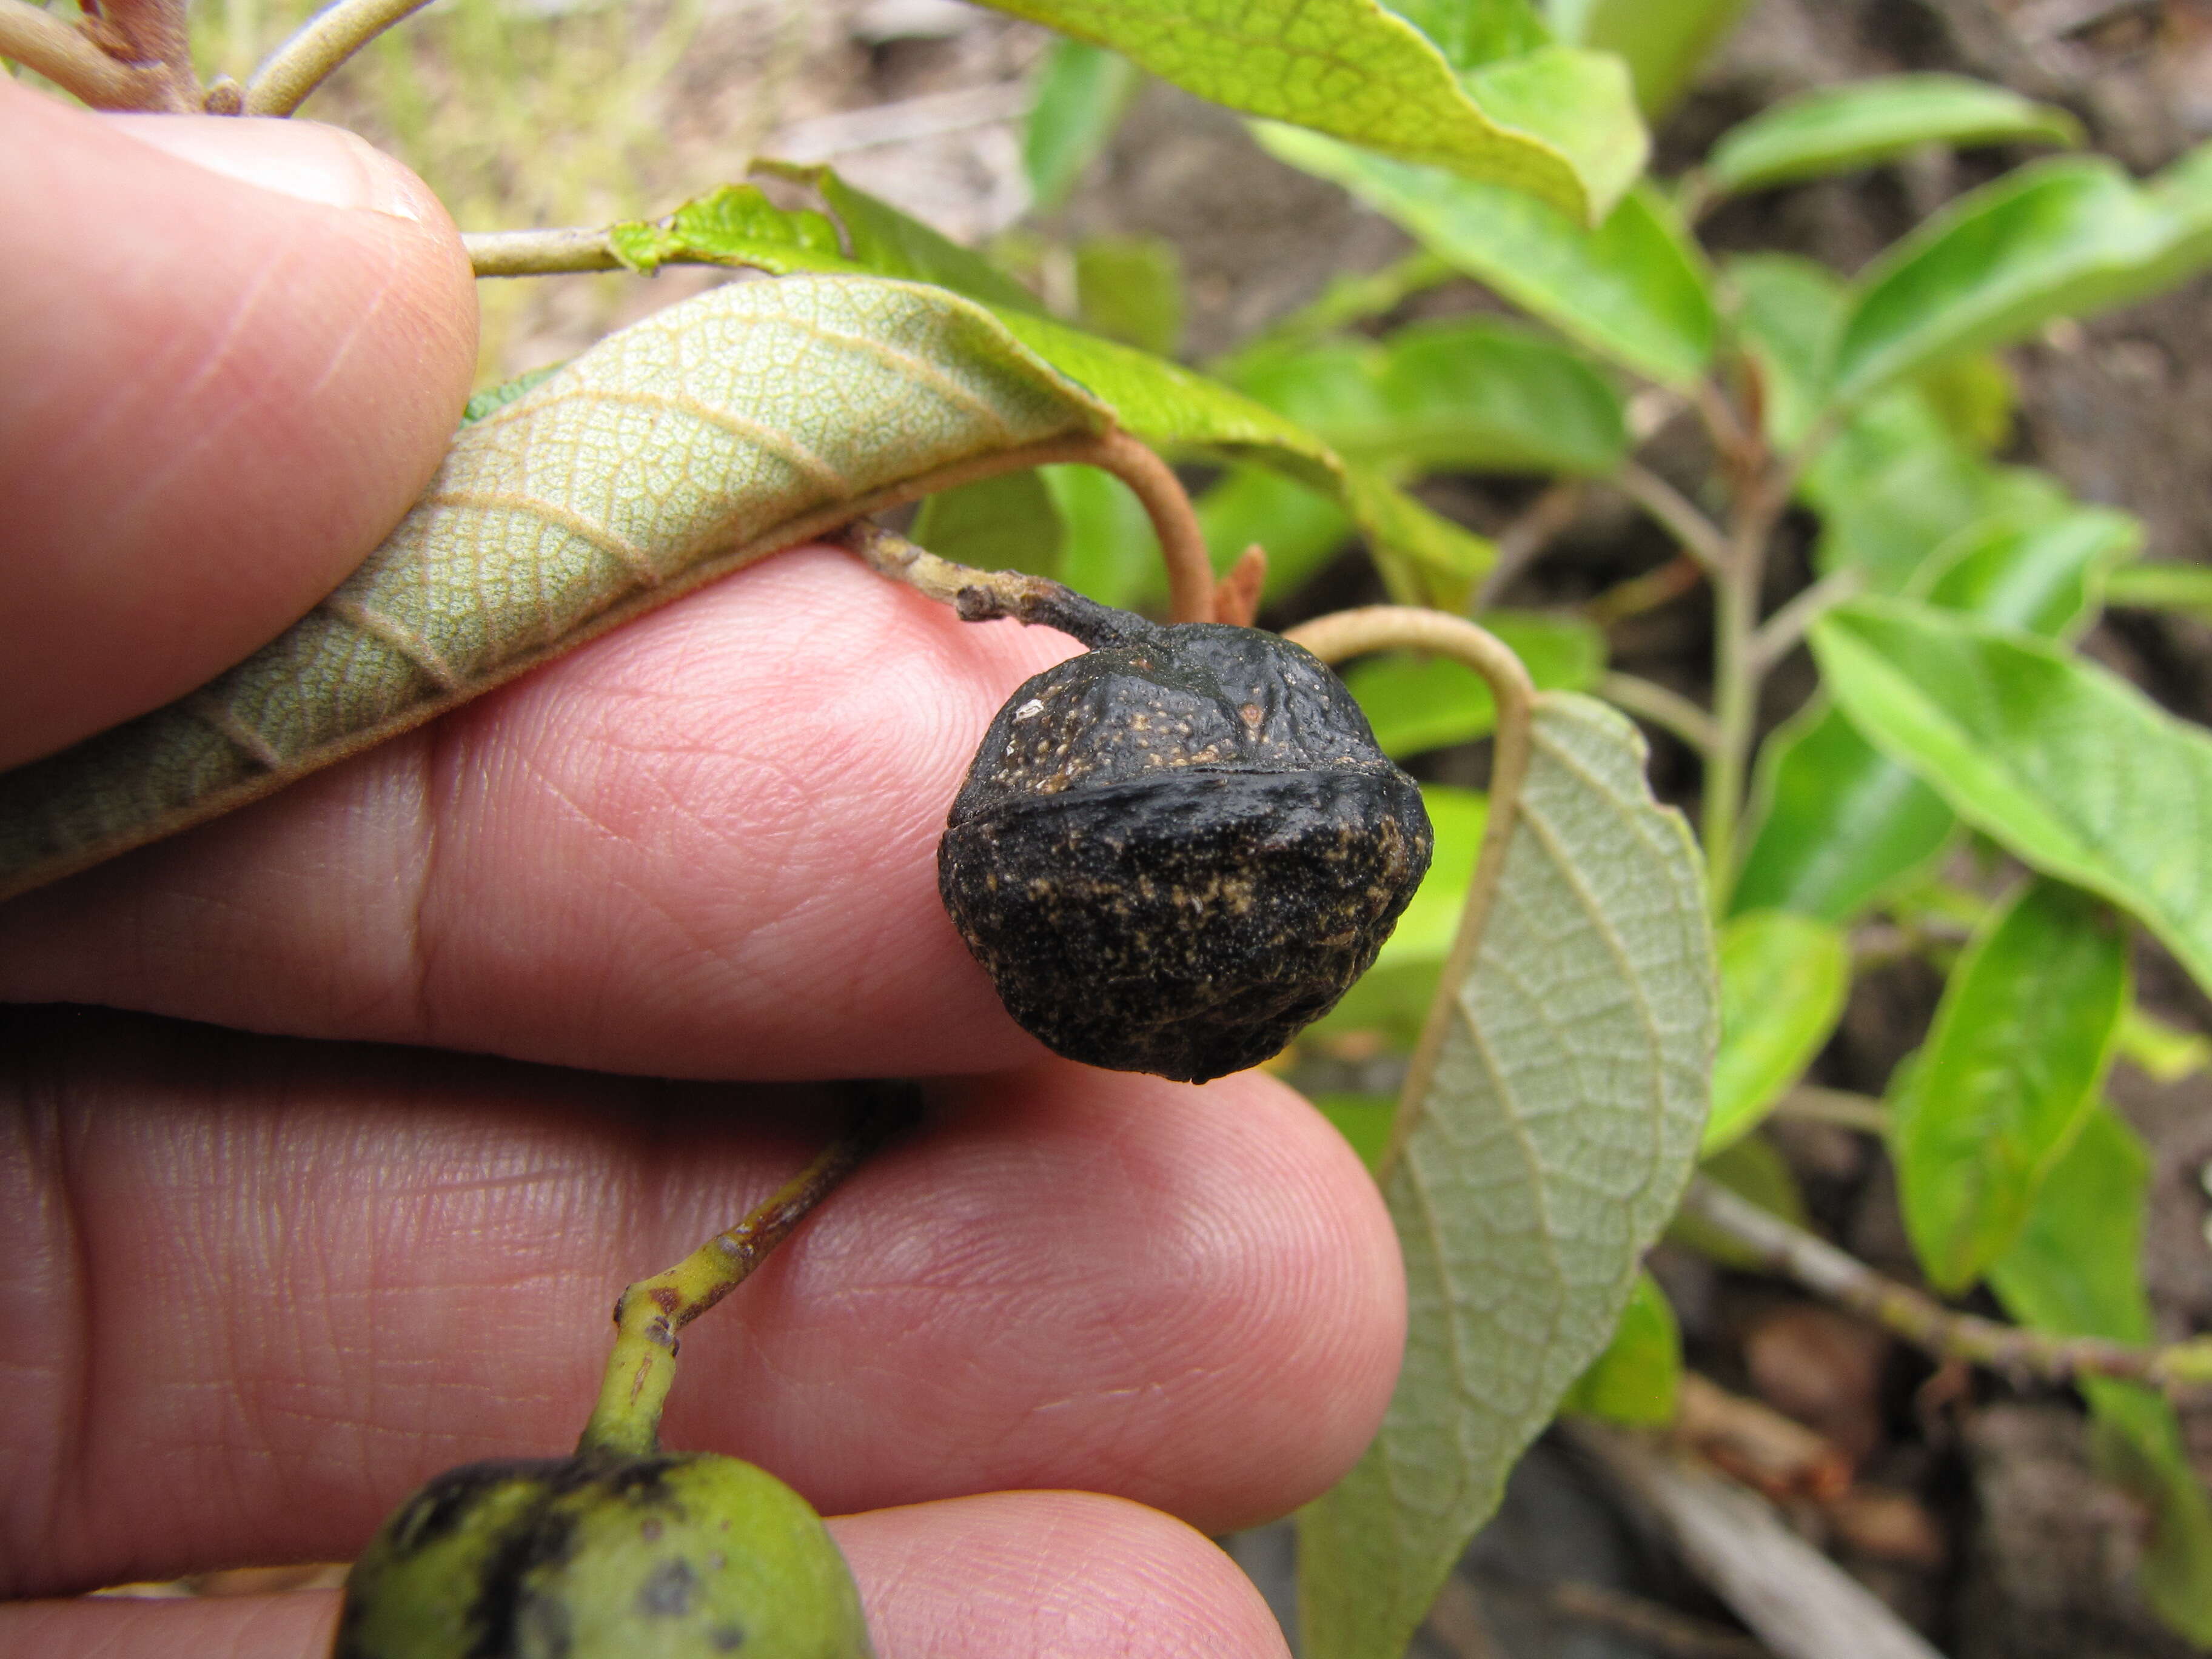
[0,80,1404,1659]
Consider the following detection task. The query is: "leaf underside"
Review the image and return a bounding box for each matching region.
[0,276,1116,899]
[1298,692,1714,1659]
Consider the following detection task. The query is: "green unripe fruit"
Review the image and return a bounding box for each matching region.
[335,1452,873,1659]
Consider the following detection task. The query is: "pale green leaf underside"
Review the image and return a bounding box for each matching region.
[0,276,1116,898]
[1706,73,2080,198]
[973,0,1637,220]
[1298,693,1714,1659]
[1813,599,2212,999]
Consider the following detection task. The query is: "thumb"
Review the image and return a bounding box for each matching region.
[0,81,477,771]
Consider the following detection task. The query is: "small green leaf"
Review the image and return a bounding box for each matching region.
[1547,0,1754,117]
[1834,145,2212,404]
[1913,351,2017,456]
[1074,235,1185,357]
[1228,319,1627,477]
[2116,1002,2211,1084]
[972,0,1646,220]
[1705,74,2080,199]
[1814,598,2212,999]
[1256,123,1715,386]
[911,469,1065,578]
[1194,466,1355,603]
[461,364,561,424]
[1732,703,1957,923]
[1734,503,2127,922]
[1704,911,1850,1153]
[1889,877,2129,1293]
[2103,559,2212,621]
[1024,38,1142,210]
[1990,1107,2212,1645]
[1298,694,1714,1659]
[1344,612,1607,757]
[1561,1273,1682,1427]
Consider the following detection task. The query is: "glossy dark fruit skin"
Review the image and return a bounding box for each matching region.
[940,619,1432,1083]
[334,1451,873,1659]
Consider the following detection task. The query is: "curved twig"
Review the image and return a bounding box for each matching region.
[244,0,437,115]
[1284,608,1535,1181]
[1601,672,1718,756]
[1681,1177,2212,1396]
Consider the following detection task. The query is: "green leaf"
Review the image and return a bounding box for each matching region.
[609,175,1044,315]
[1384,0,1549,70]
[1024,37,1141,210]
[1561,1272,1682,1427]
[1298,694,1714,1659]
[1194,465,1356,603]
[1704,910,1849,1153]
[0,275,1136,896]
[2104,559,2212,622]
[1313,1090,1401,1172]
[1256,123,1715,386]
[2116,1002,2211,1084]
[1733,504,2129,921]
[1990,1107,2212,1644]
[754,161,1050,315]
[971,0,1644,220]
[1732,703,1957,923]
[1833,146,2212,404]
[1336,464,1501,607]
[1344,612,1606,757]
[1547,0,1753,117]
[1727,252,1847,451]
[1704,74,2080,199]
[1914,350,2017,456]
[460,363,561,425]
[911,469,1065,578]
[1812,598,2212,999]
[1889,877,2129,1293]
[1919,505,2139,637]
[1228,318,1627,477]
[1074,235,1185,357]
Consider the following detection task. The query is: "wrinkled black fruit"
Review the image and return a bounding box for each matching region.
[334,1451,872,1658]
[940,614,1432,1083]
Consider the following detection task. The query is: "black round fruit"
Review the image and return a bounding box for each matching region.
[939,613,1432,1084]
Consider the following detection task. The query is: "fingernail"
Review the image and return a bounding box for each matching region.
[102,114,436,224]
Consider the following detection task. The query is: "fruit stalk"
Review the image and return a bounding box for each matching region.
[580,1082,921,1458]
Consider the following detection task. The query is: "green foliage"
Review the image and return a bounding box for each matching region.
[1298,697,1712,1659]
[1706,911,1849,1153]
[1703,74,2080,200]
[1815,599,2212,997]
[971,0,1646,220]
[1546,0,1754,118]
[1259,126,1716,384]
[1889,878,2129,1293]
[1024,38,1141,211]
[1561,1272,1683,1426]
[1074,236,1185,356]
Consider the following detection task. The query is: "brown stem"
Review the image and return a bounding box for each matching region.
[837,521,1155,648]
[80,0,198,107]
[1473,481,1584,609]
[1681,1177,2212,1396]
[1617,462,1729,578]
[0,0,176,106]
[1085,426,1215,623]
[1584,552,1705,628]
